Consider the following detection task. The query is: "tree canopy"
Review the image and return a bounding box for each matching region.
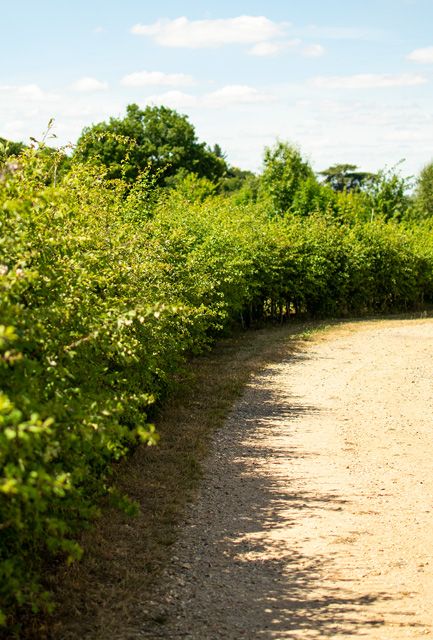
[260,141,315,215]
[74,103,227,185]
[413,160,433,218]
[319,163,375,192]
[0,137,26,160]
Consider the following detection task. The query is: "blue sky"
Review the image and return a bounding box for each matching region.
[2,0,433,176]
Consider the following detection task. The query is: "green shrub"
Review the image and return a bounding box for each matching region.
[0,145,432,630]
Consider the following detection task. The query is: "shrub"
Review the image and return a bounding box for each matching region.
[0,145,432,629]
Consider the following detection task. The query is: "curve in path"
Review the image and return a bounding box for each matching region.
[147,319,433,639]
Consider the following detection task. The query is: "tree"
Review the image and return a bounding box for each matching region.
[291,175,337,217]
[219,166,256,194]
[0,137,26,159]
[74,104,227,185]
[168,171,218,203]
[319,163,375,192]
[413,160,433,218]
[260,141,315,214]
[367,166,411,221]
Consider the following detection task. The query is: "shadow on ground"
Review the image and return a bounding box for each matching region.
[145,356,396,638]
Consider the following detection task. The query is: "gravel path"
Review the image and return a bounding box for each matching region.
[144,319,433,639]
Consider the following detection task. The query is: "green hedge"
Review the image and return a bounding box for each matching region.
[0,150,432,628]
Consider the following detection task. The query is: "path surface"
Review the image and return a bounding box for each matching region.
[146,319,433,639]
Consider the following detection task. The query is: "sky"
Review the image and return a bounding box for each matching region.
[2,0,433,176]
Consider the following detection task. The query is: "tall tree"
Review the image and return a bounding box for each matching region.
[413,160,433,218]
[74,104,227,184]
[367,167,411,221]
[260,141,315,214]
[319,163,375,192]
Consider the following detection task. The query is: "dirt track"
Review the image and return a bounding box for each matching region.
[149,319,433,638]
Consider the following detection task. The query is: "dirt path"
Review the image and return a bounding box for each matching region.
[145,318,433,639]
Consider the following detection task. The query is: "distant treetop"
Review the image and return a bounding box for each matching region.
[319,163,376,192]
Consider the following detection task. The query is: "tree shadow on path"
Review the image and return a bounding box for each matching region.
[151,355,403,639]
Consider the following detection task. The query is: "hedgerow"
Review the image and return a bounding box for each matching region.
[0,147,432,630]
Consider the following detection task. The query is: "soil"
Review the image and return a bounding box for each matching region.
[144,318,433,639]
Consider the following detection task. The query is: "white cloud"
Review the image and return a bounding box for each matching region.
[248,41,285,57]
[146,85,274,110]
[121,70,195,87]
[301,44,325,58]
[16,84,48,100]
[146,91,199,109]
[0,81,122,147]
[382,129,426,142]
[130,15,331,60]
[248,38,325,59]
[71,77,108,92]
[2,119,27,138]
[407,46,433,64]
[0,83,59,102]
[131,16,285,48]
[248,39,301,57]
[311,73,428,89]
[203,85,274,107]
